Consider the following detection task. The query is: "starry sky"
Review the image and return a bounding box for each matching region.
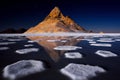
[0,0,120,33]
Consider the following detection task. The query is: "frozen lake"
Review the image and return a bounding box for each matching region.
[0,33,120,80]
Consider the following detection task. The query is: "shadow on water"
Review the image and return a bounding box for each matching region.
[17,70,70,80]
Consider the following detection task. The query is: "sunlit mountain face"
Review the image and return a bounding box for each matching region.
[25,7,87,34]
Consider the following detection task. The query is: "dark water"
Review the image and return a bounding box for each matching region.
[0,36,120,80]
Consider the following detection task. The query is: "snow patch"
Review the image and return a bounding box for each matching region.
[60,63,106,80]
[3,60,45,80]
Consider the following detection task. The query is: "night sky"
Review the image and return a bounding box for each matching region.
[0,0,120,33]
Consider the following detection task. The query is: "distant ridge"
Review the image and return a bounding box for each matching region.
[0,28,27,33]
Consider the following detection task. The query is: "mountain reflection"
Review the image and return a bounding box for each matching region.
[27,36,83,62]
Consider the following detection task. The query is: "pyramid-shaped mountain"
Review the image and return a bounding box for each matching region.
[25,7,87,33]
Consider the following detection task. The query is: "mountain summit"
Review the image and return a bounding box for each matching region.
[25,6,86,33]
[44,7,64,19]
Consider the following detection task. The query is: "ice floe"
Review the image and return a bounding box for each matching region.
[54,46,82,51]
[15,48,39,54]
[64,52,82,59]
[60,63,106,80]
[89,41,96,44]
[97,40,115,42]
[61,40,67,43]
[90,43,112,47]
[3,60,45,80]
[99,38,113,40]
[76,38,83,41]
[95,50,117,57]
[24,44,34,47]
[8,39,24,41]
[0,47,9,50]
[28,40,35,43]
[84,39,94,42]
[47,39,60,42]
[115,39,120,41]
[0,42,16,45]
[1,33,120,37]
[97,38,114,42]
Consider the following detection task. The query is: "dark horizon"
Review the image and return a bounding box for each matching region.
[0,0,120,33]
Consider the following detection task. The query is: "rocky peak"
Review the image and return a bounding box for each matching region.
[44,7,75,26]
[45,6,64,20]
[25,6,87,33]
